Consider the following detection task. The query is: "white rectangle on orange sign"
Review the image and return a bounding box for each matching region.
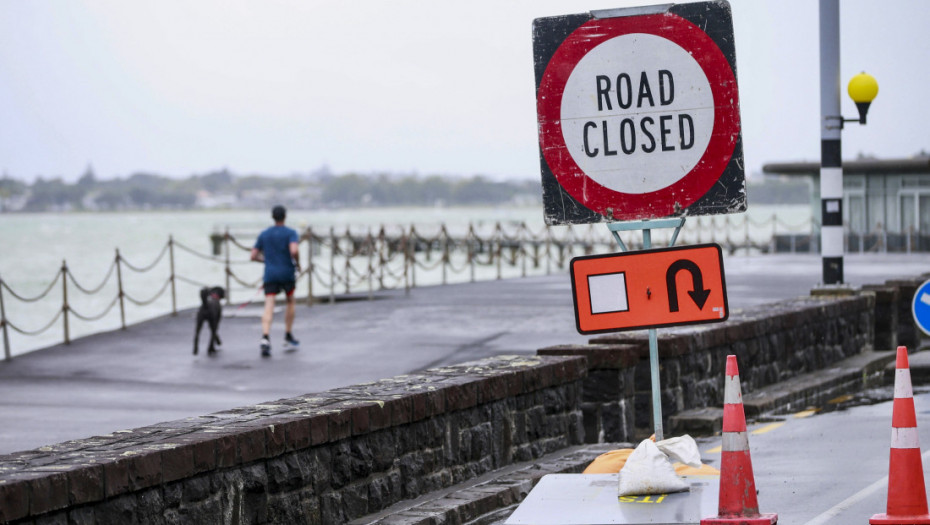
[588,272,629,314]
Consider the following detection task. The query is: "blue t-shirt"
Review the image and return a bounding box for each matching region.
[254,225,299,283]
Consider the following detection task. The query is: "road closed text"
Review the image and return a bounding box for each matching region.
[581,70,695,157]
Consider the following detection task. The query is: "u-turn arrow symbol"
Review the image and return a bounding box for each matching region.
[666,259,711,312]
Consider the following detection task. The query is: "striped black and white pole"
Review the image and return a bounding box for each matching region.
[820,0,844,285]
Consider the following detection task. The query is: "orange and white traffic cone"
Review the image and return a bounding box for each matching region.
[702,355,777,525]
[870,346,930,524]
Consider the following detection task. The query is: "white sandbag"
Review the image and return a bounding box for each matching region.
[655,434,702,468]
[617,438,689,496]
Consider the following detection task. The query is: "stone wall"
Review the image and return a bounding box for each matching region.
[539,293,876,443]
[0,355,585,524]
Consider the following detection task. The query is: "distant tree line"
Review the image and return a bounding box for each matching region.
[319,173,540,207]
[0,167,543,212]
[0,166,808,212]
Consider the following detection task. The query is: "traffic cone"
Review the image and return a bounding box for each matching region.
[870,346,930,524]
[702,355,777,525]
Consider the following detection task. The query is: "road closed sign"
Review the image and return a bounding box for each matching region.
[570,244,728,334]
[533,2,745,224]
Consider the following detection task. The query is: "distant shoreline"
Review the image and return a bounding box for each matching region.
[0,169,808,213]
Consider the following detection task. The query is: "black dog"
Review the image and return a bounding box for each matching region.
[193,287,225,355]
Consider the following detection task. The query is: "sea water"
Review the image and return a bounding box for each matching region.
[0,204,810,356]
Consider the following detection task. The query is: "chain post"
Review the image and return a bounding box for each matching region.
[224,228,232,306]
[545,226,552,275]
[61,260,70,344]
[0,276,11,360]
[367,228,374,300]
[306,227,314,307]
[378,226,386,290]
[467,224,476,283]
[344,227,351,295]
[495,223,502,280]
[169,236,177,315]
[744,215,751,255]
[409,225,417,289]
[329,227,336,304]
[403,228,410,295]
[115,249,126,330]
[441,224,449,285]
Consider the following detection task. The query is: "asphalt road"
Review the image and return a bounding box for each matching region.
[696,388,930,525]
[0,253,926,454]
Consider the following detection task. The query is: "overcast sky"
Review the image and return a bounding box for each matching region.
[1,0,928,183]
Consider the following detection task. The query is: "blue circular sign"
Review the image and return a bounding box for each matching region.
[914,279,930,336]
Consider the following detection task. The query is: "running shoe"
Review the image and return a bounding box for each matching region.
[260,336,271,358]
[284,333,300,351]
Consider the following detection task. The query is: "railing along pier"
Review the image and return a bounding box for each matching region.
[2,215,927,359]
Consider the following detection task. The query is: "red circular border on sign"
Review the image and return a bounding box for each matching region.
[537,14,740,220]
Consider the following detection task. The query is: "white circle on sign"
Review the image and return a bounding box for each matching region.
[560,33,714,194]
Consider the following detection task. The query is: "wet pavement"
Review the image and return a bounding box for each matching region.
[0,253,927,454]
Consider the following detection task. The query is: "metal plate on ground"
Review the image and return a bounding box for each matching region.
[505,474,719,524]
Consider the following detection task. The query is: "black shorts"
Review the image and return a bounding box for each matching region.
[264,281,295,297]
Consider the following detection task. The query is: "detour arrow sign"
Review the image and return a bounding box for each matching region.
[570,243,728,334]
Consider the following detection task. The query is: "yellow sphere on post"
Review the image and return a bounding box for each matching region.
[847,72,878,124]
[848,72,878,103]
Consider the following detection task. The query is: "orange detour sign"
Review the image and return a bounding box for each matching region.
[571,243,728,334]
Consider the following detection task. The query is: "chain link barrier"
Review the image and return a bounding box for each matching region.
[4,215,927,359]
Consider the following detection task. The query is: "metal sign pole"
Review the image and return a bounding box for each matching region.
[607,218,685,441]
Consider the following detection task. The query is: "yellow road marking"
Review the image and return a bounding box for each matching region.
[794,409,820,418]
[751,421,785,435]
[704,420,788,454]
[828,394,854,404]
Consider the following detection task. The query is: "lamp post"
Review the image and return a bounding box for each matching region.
[819,0,878,286]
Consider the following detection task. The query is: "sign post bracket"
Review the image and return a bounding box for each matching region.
[606,217,686,441]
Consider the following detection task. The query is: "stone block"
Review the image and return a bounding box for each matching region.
[481,373,510,404]
[537,361,556,389]
[327,407,353,443]
[28,470,69,516]
[265,424,287,458]
[444,380,478,412]
[266,456,304,494]
[214,432,238,468]
[520,365,544,393]
[309,413,330,446]
[273,416,311,452]
[103,458,131,498]
[266,491,309,524]
[235,427,268,464]
[68,506,96,525]
[67,464,104,505]
[658,333,694,357]
[388,395,414,426]
[162,444,195,484]
[368,400,392,432]
[408,392,429,422]
[181,475,211,503]
[95,493,137,523]
[0,477,30,522]
[184,437,218,474]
